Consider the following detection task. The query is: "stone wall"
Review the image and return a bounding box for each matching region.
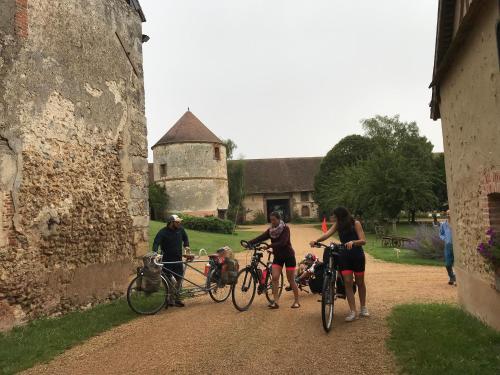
[439,0,500,329]
[0,0,149,330]
[153,143,229,215]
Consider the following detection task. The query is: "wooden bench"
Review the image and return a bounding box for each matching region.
[381,236,414,248]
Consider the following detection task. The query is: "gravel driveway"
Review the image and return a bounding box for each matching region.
[23,224,457,375]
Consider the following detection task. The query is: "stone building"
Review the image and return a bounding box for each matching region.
[0,0,149,330]
[239,157,322,222]
[151,111,229,218]
[430,0,500,329]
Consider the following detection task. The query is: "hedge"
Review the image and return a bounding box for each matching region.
[179,214,234,234]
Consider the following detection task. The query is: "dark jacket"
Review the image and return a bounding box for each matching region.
[249,226,295,258]
[152,226,189,261]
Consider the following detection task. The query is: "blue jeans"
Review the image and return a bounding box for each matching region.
[444,243,455,282]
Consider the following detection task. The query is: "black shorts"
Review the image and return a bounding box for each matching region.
[272,254,297,270]
[339,249,366,275]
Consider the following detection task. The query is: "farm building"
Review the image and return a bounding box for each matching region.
[430,0,500,329]
[237,157,322,222]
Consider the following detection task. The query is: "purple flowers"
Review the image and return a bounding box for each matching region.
[476,228,500,267]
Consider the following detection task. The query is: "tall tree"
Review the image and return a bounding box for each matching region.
[314,115,438,223]
[223,139,237,160]
[149,183,169,221]
[314,135,373,215]
[227,159,245,224]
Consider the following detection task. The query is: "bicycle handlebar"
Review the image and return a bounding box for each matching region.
[312,242,346,252]
[240,240,270,251]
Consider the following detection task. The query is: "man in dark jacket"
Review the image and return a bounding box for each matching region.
[153,215,190,307]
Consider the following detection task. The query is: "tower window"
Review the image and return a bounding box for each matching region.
[214,146,221,161]
[160,163,167,177]
[301,192,309,202]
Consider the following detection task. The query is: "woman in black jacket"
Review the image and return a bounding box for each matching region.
[249,211,300,309]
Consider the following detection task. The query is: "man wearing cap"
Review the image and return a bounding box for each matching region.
[152,215,190,307]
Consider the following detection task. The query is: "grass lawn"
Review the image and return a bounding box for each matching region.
[364,233,442,266]
[388,303,500,375]
[149,220,260,253]
[0,223,259,375]
[0,300,136,375]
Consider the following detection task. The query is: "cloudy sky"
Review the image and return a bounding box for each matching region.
[141,0,442,160]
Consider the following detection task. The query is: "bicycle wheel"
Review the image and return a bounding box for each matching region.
[208,268,231,303]
[264,269,284,304]
[321,271,336,332]
[127,274,168,315]
[231,268,257,311]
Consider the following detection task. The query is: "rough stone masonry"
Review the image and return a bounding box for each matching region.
[0,0,149,330]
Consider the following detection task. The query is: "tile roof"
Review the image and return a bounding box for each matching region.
[152,111,223,148]
[234,157,323,194]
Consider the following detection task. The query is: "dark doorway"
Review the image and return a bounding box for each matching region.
[266,199,291,222]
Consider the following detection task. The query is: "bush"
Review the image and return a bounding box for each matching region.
[407,224,444,259]
[291,216,320,224]
[179,214,234,234]
[249,210,267,225]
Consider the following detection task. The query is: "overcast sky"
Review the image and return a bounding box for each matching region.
[141,0,442,161]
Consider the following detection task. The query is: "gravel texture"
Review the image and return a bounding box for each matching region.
[22,225,457,375]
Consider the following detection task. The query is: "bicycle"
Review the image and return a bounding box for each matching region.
[231,240,284,311]
[312,242,348,332]
[127,251,231,315]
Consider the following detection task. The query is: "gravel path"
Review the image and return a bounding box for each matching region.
[23,225,457,375]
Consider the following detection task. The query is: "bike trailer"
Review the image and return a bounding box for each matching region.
[221,258,239,285]
[142,252,162,293]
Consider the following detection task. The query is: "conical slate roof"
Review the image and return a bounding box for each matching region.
[152,111,222,148]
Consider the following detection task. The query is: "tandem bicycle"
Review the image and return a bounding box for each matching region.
[127,250,231,315]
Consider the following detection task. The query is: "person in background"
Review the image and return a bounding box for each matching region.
[439,210,456,285]
[310,206,369,322]
[432,213,440,228]
[248,211,300,309]
[153,215,190,307]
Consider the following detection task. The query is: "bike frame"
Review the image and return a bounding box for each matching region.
[155,258,219,296]
[243,247,273,285]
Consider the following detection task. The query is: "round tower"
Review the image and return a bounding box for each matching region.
[152,110,229,218]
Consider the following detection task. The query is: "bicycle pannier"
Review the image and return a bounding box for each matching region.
[142,252,162,293]
[309,263,324,293]
[221,258,239,285]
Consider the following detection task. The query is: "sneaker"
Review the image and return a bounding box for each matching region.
[345,311,357,322]
[360,306,370,317]
[174,300,185,307]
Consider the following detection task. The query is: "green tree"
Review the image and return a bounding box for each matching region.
[432,152,448,209]
[227,159,245,224]
[149,183,169,221]
[361,115,436,222]
[314,115,438,224]
[223,139,237,160]
[314,135,373,215]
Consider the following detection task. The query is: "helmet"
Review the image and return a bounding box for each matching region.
[305,253,317,262]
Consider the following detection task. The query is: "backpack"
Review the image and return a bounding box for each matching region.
[142,253,162,293]
[221,258,239,285]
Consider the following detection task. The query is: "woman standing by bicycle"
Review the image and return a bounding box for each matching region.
[310,207,369,322]
[249,212,300,309]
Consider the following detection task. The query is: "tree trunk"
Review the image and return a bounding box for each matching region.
[410,209,416,223]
